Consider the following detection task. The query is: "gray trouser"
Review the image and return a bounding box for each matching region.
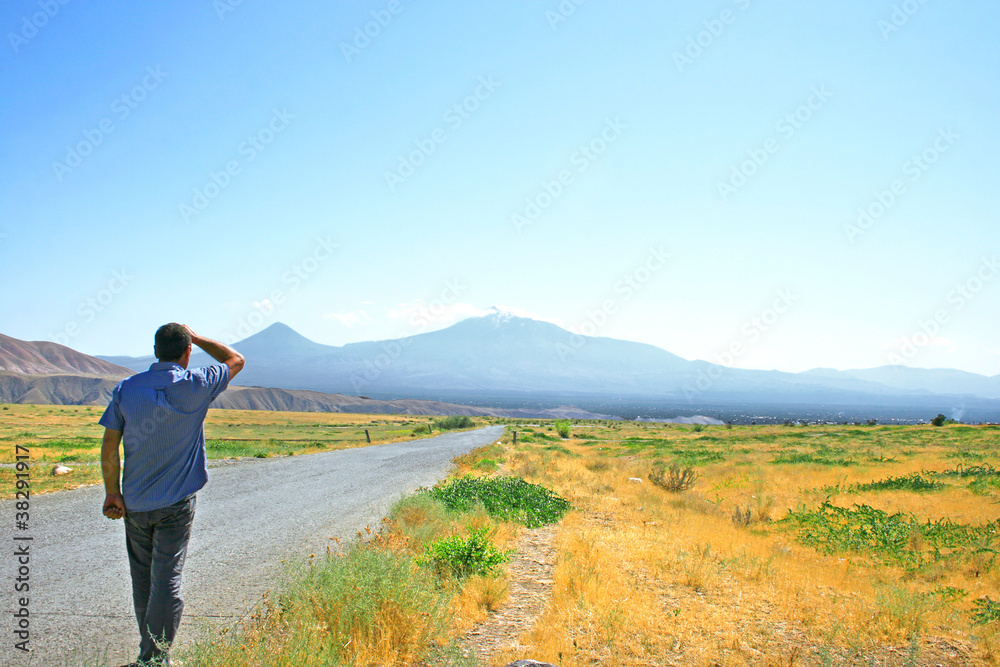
[124,493,196,664]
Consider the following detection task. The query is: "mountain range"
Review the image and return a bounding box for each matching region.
[0,330,611,419]
[3,311,998,421]
[97,309,999,416]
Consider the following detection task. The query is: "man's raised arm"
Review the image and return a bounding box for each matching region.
[183,325,246,378]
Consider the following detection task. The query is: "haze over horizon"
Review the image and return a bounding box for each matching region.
[3,2,998,375]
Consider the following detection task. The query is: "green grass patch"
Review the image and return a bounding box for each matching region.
[933,463,1000,479]
[621,438,726,466]
[772,451,856,466]
[428,476,570,528]
[847,473,944,493]
[206,439,272,458]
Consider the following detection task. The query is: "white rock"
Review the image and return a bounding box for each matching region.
[52,465,73,476]
[629,477,643,483]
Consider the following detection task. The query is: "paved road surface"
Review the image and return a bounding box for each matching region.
[2,425,504,666]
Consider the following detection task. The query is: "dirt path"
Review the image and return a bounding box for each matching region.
[462,523,559,665]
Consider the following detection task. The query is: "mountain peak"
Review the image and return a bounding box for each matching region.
[237,322,328,350]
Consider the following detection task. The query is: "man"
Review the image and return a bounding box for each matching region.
[100,323,245,666]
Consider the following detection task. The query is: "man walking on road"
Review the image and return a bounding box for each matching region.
[100,323,245,666]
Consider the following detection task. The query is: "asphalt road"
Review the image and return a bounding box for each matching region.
[1,425,505,666]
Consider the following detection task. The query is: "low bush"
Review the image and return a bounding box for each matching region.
[422,527,511,579]
[434,415,475,430]
[648,463,698,492]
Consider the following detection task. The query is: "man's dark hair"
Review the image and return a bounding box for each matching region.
[154,323,192,362]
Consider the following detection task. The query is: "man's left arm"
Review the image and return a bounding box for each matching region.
[101,428,125,520]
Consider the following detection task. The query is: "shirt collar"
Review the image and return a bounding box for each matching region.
[149,361,185,372]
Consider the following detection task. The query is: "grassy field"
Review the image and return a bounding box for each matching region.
[487,419,1000,666]
[0,403,454,497]
[4,405,1000,665]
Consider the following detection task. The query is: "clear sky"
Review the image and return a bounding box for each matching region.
[2,1,998,375]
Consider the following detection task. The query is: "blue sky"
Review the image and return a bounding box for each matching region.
[2,1,998,375]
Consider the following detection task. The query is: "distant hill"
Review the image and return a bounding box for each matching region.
[100,310,1000,411]
[803,366,1000,400]
[0,333,132,376]
[0,370,613,420]
[0,371,120,406]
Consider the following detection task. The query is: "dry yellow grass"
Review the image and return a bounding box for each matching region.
[491,423,1000,666]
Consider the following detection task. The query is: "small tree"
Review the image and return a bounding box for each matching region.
[931,414,947,427]
[554,420,571,439]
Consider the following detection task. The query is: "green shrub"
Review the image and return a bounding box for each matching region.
[422,527,510,579]
[434,415,475,430]
[428,476,570,528]
[554,420,571,439]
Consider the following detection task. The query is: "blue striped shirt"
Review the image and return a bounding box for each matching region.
[99,362,230,512]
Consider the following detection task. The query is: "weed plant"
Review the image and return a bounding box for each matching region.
[973,597,1000,625]
[782,502,1000,569]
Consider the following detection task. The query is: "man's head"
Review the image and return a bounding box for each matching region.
[154,323,192,364]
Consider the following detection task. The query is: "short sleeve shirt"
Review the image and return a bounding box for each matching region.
[99,362,230,512]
